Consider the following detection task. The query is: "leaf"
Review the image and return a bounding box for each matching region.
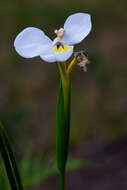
[0,164,11,190]
[0,122,23,190]
[56,77,71,189]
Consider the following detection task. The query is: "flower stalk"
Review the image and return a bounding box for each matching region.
[66,56,77,77]
[56,57,77,190]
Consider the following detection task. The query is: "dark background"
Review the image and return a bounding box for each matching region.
[0,0,127,189]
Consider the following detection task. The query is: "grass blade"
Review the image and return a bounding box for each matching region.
[0,122,23,190]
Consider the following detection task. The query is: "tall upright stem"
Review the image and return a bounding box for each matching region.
[57,62,71,190]
[60,171,65,190]
[57,62,69,109]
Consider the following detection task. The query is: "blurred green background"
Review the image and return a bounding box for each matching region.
[0,0,127,189]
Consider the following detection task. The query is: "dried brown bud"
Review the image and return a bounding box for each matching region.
[74,50,90,72]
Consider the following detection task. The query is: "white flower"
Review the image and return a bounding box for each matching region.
[14,13,92,63]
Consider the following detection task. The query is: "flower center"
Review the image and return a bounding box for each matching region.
[53,28,70,53]
[54,28,65,40]
[53,41,70,53]
[55,41,64,49]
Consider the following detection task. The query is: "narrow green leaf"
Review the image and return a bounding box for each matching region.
[0,122,23,190]
[56,77,71,190]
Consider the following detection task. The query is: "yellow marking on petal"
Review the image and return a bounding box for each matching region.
[63,45,70,51]
[59,46,64,52]
[53,45,58,52]
[53,44,70,53]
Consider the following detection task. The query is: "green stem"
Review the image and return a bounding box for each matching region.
[60,171,65,190]
[57,62,69,110]
[57,62,66,87]
[57,62,71,190]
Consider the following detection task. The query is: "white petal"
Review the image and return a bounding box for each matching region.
[63,13,92,45]
[55,46,73,62]
[40,46,56,63]
[14,27,52,58]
